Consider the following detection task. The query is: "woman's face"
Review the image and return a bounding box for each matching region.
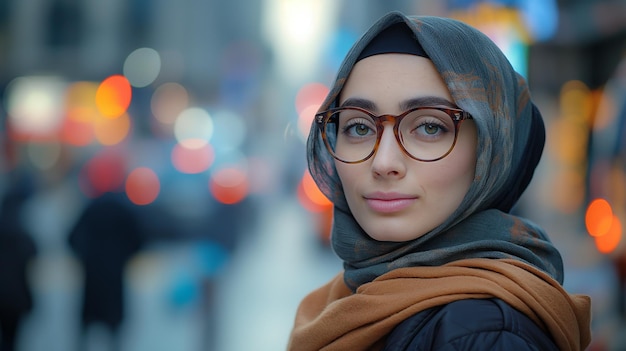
[335,54,477,242]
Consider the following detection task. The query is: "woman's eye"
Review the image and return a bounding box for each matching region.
[341,117,376,137]
[409,120,450,139]
[350,124,371,136]
[343,123,374,137]
[421,123,441,135]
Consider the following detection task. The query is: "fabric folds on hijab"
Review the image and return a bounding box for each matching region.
[306,12,561,291]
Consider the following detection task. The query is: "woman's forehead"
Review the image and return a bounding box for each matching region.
[339,54,453,110]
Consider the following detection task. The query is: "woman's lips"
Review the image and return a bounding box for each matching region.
[364,193,417,213]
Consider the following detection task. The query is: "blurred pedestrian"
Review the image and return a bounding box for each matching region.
[0,186,37,351]
[68,191,144,351]
[614,250,626,320]
[288,12,591,350]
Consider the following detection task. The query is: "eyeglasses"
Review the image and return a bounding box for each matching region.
[315,106,473,164]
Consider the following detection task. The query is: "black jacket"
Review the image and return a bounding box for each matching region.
[0,212,37,315]
[68,192,143,328]
[383,298,558,351]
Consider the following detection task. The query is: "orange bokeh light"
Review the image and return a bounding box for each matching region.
[94,112,131,145]
[65,81,99,123]
[209,168,249,205]
[595,215,622,254]
[585,198,613,237]
[298,170,331,212]
[96,75,132,118]
[126,167,160,205]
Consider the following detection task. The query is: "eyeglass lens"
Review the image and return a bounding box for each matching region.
[324,108,458,162]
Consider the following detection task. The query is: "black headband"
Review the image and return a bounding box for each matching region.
[357,22,429,61]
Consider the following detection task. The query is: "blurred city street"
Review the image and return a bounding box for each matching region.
[1,0,626,350]
[11,177,626,351]
[14,193,342,351]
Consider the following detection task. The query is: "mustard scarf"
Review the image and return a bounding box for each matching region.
[288,259,591,351]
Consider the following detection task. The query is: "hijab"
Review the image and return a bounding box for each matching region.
[307,11,562,291]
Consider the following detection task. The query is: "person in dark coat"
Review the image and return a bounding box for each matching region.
[287,12,591,350]
[0,187,37,351]
[68,191,143,351]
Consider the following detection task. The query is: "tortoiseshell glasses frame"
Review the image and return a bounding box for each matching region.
[315,106,473,164]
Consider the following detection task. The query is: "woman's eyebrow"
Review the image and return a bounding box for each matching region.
[339,97,377,111]
[340,96,457,112]
[399,96,457,110]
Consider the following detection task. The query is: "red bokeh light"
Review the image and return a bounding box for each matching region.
[295,82,329,114]
[209,168,249,205]
[126,167,160,205]
[79,148,127,197]
[171,143,214,174]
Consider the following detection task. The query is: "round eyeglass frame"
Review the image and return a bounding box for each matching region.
[315,106,474,164]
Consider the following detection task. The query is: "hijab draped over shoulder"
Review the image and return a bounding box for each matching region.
[308,11,559,290]
[293,12,591,350]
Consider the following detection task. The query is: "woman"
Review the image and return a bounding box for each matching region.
[288,11,591,351]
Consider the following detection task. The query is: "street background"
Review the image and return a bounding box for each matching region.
[0,0,625,350]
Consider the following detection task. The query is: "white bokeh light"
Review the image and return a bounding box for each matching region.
[123,47,162,88]
[5,76,67,135]
[174,107,214,149]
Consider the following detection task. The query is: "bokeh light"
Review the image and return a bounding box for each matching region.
[298,104,319,141]
[151,82,190,125]
[62,81,100,146]
[123,47,162,88]
[171,142,214,174]
[95,75,132,118]
[449,2,530,76]
[520,0,558,42]
[5,76,66,138]
[560,80,594,125]
[126,167,160,205]
[295,82,328,114]
[209,167,249,205]
[585,198,614,237]
[550,118,588,166]
[297,170,333,244]
[60,115,95,147]
[585,198,623,254]
[295,82,328,141]
[547,79,593,214]
[262,0,335,82]
[1,2,622,350]
[297,170,331,212]
[594,215,622,254]
[93,112,131,146]
[80,148,127,197]
[65,81,99,123]
[174,107,214,149]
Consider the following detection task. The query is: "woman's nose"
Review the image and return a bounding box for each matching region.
[370,126,407,178]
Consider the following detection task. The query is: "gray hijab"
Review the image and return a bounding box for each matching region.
[307,11,562,291]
